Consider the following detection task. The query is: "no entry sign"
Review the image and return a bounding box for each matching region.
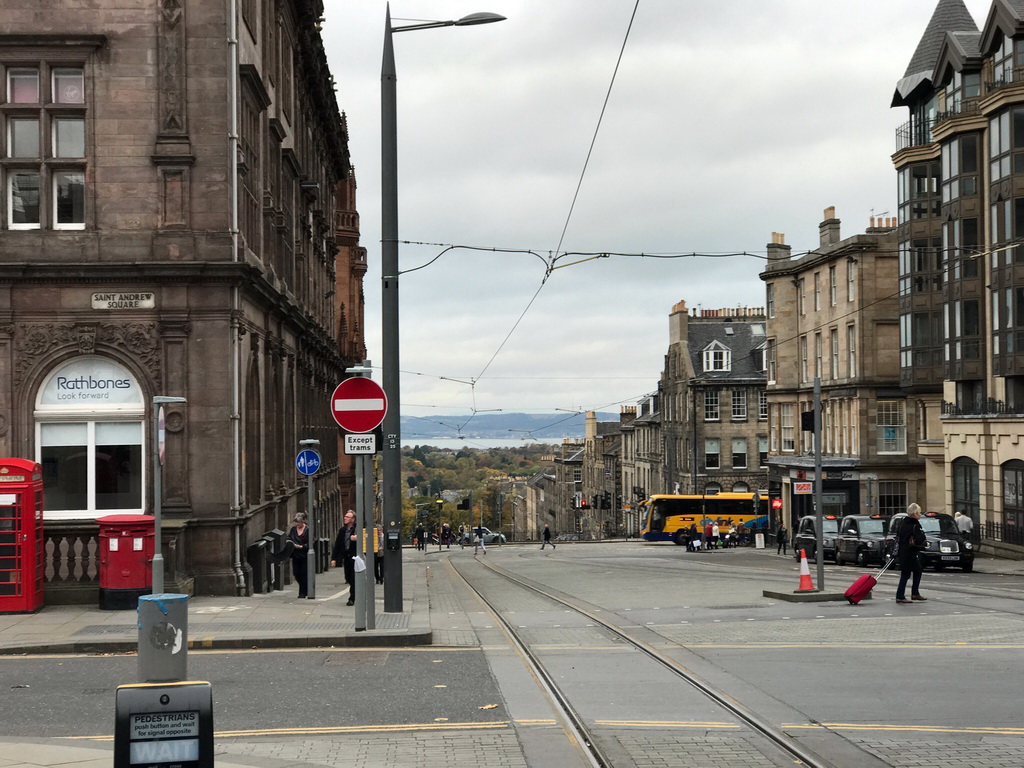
[330,377,388,433]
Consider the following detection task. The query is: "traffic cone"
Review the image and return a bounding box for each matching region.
[795,549,816,592]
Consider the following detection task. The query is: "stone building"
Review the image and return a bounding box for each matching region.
[619,395,661,532]
[660,301,769,500]
[580,409,629,538]
[0,0,365,600]
[893,0,1024,554]
[760,212,925,527]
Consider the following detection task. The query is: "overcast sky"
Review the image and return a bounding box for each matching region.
[321,1,989,432]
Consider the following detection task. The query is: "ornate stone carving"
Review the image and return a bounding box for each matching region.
[158,0,187,135]
[14,322,161,387]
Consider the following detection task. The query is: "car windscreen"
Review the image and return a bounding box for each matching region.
[920,517,959,536]
[823,519,838,534]
[859,519,885,535]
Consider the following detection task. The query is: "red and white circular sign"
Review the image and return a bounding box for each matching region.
[330,377,388,433]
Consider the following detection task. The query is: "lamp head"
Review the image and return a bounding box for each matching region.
[454,12,506,26]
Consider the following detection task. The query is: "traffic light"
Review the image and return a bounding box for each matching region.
[801,410,816,432]
[580,497,589,509]
[457,498,469,510]
[602,491,611,509]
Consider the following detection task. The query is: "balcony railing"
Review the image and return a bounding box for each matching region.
[895,116,938,152]
[941,398,1024,417]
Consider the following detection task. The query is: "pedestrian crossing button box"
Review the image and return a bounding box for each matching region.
[114,680,213,768]
[386,529,400,551]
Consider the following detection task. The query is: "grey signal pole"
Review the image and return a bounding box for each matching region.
[813,378,824,590]
[380,5,506,612]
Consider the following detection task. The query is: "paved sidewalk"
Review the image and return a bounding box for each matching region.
[0,556,431,766]
[0,555,430,655]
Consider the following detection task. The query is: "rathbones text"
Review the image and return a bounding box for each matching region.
[56,376,131,390]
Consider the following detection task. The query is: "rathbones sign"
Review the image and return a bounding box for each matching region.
[55,375,132,400]
[40,359,142,407]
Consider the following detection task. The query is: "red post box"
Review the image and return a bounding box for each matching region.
[98,514,154,610]
[0,458,45,614]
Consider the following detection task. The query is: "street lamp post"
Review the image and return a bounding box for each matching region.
[152,395,187,595]
[380,5,505,611]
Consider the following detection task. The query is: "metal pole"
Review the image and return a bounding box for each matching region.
[151,396,186,595]
[355,453,366,631]
[363,454,375,629]
[813,378,824,590]
[152,405,163,595]
[306,470,316,599]
[381,6,403,612]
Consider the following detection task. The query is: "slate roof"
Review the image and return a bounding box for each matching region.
[687,320,767,383]
[894,0,978,105]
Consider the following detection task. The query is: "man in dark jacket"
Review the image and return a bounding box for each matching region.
[541,525,555,550]
[895,503,927,604]
[776,524,788,555]
[331,510,357,606]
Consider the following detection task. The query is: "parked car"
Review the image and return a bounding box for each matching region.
[835,514,889,567]
[887,511,974,572]
[465,526,506,544]
[792,514,839,563]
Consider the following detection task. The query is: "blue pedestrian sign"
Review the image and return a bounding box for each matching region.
[295,449,321,476]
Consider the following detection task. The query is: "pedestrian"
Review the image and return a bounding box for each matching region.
[288,513,310,598]
[895,502,927,604]
[474,525,487,554]
[955,510,974,537]
[776,523,788,555]
[414,522,425,552]
[374,525,384,585]
[331,510,358,606]
[541,524,556,550]
[442,522,452,548]
[704,522,714,550]
[687,523,700,552]
[458,523,466,548]
[711,522,720,549]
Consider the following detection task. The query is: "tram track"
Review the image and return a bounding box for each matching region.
[446,553,883,768]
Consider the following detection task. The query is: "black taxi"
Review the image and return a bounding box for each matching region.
[887,511,974,572]
[792,514,839,563]
[835,514,889,567]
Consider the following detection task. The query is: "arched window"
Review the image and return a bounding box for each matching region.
[1003,460,1024,531]
[34,357,144,519]
[704,483,721,496]
[951,457,979,521]
[732,482,749,493]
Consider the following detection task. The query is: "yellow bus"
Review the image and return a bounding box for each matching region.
[640,493,768,544]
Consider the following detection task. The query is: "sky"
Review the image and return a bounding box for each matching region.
[322,1,991,432]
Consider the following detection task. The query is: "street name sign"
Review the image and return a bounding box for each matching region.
[330,377,387,433]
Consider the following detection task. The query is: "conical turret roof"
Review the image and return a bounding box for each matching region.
[893,0,978,106]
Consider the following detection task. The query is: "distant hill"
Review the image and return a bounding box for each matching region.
[400,412,617,440]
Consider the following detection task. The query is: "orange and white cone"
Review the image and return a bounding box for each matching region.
[795,549,816,592]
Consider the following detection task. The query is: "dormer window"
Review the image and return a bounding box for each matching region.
[703,342,731,372]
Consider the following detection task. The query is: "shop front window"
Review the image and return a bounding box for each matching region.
[34,357,145,519]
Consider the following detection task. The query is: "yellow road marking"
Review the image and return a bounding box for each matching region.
[784,723,1024,736]
[70,720,513,742]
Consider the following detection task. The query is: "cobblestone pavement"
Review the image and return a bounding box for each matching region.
[217,730,529,768]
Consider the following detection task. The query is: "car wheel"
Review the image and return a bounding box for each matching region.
[673,531,687,546]
[835,548,844,566]
[962,561,973,573]
[856,549,869,567]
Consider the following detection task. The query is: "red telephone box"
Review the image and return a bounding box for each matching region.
[0,458,45,614]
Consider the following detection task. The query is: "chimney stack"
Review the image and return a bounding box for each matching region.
[767,231,790,262]
[819,206,840,247]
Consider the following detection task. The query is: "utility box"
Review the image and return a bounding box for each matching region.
[0,458,45,614]
[98,514,155,610]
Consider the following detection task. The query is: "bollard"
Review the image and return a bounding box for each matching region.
[138,593,188,683]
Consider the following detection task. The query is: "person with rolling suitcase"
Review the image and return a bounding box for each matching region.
[845,553,896,605]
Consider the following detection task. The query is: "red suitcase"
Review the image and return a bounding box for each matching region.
[844,558,895,605]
